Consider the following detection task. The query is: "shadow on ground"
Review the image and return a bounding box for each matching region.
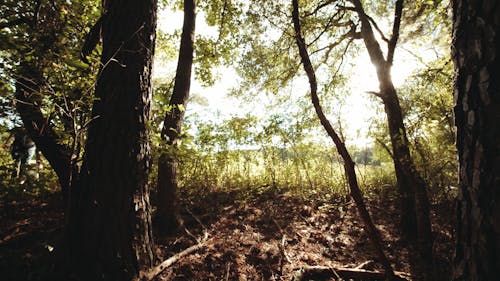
[0,185,454,280]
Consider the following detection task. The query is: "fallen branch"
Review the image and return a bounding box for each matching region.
[141,232,209,281]
[186,206,208,231]
[355,260,375,270]
[278,234,293,275]
[291,266,410,281]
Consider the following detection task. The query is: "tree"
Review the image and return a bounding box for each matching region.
[292,0,396,278]
[1,0,100,202]
[62,0,157,279]
[235,0,436,277]
[452,0,500,280]
[239,0,433,263]
[14,62,73,199]
[395,58,456,198]
[349,0,433,275]
[156,0,196,233]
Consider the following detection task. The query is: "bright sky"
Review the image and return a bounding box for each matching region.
[155,9,242,116]
[154,8,439,148]
[344,50,421,146]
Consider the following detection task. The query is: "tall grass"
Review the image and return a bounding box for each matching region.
[175,143,397,200]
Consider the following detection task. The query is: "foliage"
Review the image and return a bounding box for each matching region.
[401,59,456,198]
[0,0,101,166]
[0,128,59,202]
[0,0,456,206]
[157,112,396,201]
[0,2,462,280]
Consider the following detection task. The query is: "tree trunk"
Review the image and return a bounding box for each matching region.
[350,1,433,276]
[382,83,433,276]
[292,1,396,279]
[63,0,157,280]
[381,83,418,238]
[452,0,500,280]
[14,62,73,201]
[157,0,196,234]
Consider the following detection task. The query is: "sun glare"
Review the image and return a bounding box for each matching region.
[155,7,429,149]
[341,49,425,146]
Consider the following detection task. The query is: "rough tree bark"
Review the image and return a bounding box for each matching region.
[157,0,196,234]
[452,0,500,280]
[63,0,158,280]
[350,0,433,276]
[292,0,396,279]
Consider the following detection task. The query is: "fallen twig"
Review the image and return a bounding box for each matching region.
[186,206,208,231]
[141,232,209,281]
[278,234,293,276]
[291,265,410,281]
[355,260,376,270]
[225,262,231,281]
[183,227,199,243]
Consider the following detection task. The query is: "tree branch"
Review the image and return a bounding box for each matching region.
[140,232,209,281]
[14,65,73,199]
[310,26,357,57]
[349,0,388,86]
[365,14,390,43]
[81,14,107,64]
[376,138,395,161]
[216,0,228,43]
[304,0,338,17]
[291,266,409,281]
[387,0,404,64]
[307,9,346,47]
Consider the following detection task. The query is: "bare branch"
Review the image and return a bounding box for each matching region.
[366,90,384,99]
[14,66,73,196]
[140,232,209,281]
[81,14,107,64]
[260,10,295,39]
[304,0,338,17]
[310,20,360,58]
[387,0,404,64]
[292,266,409,281]
[338,5,357,12]
[343,3,389,44]
[307,9,346,47]
[365,14,389,43]
[331,37,355,80]
[376,138,395,160]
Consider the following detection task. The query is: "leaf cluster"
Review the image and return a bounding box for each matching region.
[1,0,101,164]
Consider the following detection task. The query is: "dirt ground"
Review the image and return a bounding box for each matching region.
[0,187,454,280]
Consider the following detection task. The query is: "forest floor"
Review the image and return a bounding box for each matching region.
[0,186,454,281]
